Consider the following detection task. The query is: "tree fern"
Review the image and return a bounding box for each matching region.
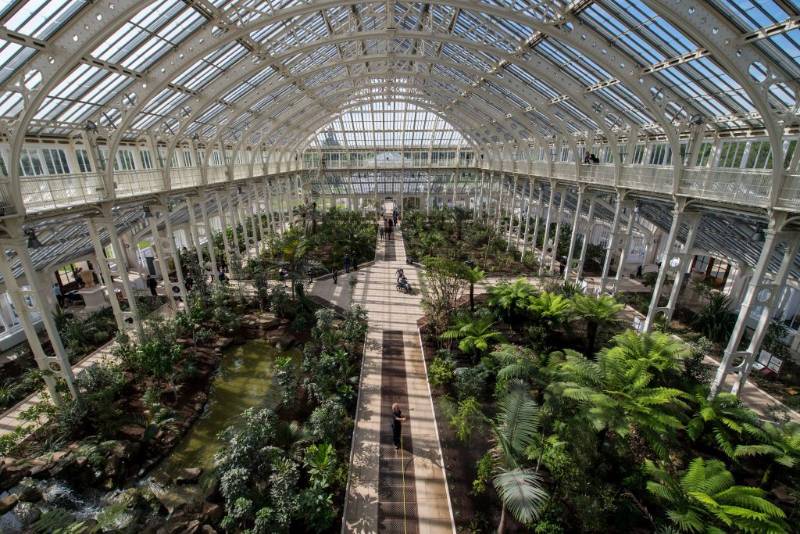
[646,457,787,534]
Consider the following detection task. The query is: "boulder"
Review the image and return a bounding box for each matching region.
[200,525,218,534]
[201,502,223,524]
[118,424,146,441]
[13,501,41,526]
[175,467,202,484]
[0,462,31,490]
[15,478,42,502]
[0,494,19,514]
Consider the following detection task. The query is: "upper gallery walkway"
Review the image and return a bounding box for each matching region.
[310,226,455,534]
[12,157,800,218]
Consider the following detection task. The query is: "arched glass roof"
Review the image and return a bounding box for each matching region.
[0,0,796,151]
[307,101,466,149]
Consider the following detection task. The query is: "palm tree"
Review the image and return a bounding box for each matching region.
[491,344,539,388]
[491,381,549,533]
[487,279,537,324]
[570,293,624,356]
[280,233,309,297]
[441,317,505,359]
[527,291,572,328]
[549,338,688,457]
[645,457,787,533]
[686,387,763,459]
[462,265,486,312]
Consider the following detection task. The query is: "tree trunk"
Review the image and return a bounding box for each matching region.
[498,505,506,534]
[470,283,475,312]
[586,321,598,357]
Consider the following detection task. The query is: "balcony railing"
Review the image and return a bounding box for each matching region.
[7,158,800,217]
[21,173,105,213]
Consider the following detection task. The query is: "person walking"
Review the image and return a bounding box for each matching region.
[344,254,351,273]
[379,226,385,240]
[147,274,158,297]
[391,402,407,450]
[332,269,338,285]
[52,282,64,309]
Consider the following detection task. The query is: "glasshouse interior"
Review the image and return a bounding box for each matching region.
[1,1,800,533]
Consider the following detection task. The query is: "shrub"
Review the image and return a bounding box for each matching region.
[428,355,455,387]
[449,396,484,441]
[306,398,350,446]
[454,364,491,400]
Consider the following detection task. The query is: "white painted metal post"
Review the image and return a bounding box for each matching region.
[599,192,625,294]
[86,219,127,335]
[549,188,567,272]
[214,192,234,273]
[520,179,535,260]
[575,197,597,281]
[564,186,585,281]
[643,200,686,332]
[506,175,518,251]
[199,195,218,278]
[663,213,701,321]
[103,213,144,338]
[538,183,557,275]
[0,244,71,404]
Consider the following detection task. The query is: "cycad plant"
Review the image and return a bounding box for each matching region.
[441,317,505,360]
[570,293,624,356]
[549,333,689,457]
[491,344,540,390]
[645,457,787,533]
[491,381,549,533]
[686,388,763,459]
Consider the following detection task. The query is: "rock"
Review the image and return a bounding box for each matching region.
[15,478,42,502]
[176,467,203,484]
[13,501,41,526]
[118,424,146,441]
[201,502,223,524]
[184,520,202,534]
[200,525,217,534]
[202,476,220,502]
[0,494,19,514]
[0,462,31,490]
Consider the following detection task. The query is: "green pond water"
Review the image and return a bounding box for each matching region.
[154,339,299,481]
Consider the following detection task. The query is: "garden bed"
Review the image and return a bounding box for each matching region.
[0,273,368,533]
[417,273,799,533]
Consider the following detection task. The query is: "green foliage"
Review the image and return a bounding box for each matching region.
[450,396,484,441]
[686,388,763,459]
[57,308,117,362]
[734,422,800,478]
[441,317,505,357]
[421,255,470,335]
[306,398,350,446]
[549,331,690,458]
[570,294,624,355]
[52,362,126,441]
[472,452,494,495]
[491,381,549,526]
[528,291,573,327]
[645,457,787,533]
[693,293,736,343]
[487,279,538,324]
[428,355,456,387]
[454,363,493,400]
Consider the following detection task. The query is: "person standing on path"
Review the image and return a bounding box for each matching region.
[147,274,158,297]
[379,226,385,240]
[332,269,338,285]
[344,254,351,273]
[391,402,407,450]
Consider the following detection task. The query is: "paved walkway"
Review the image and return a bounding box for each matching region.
[311,228,454,534]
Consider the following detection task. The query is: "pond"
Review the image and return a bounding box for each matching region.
[153,339,299,481]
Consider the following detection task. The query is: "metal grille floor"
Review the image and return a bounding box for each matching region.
[378,330,419,533]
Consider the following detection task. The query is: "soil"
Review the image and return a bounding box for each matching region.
[420,329,528,533]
